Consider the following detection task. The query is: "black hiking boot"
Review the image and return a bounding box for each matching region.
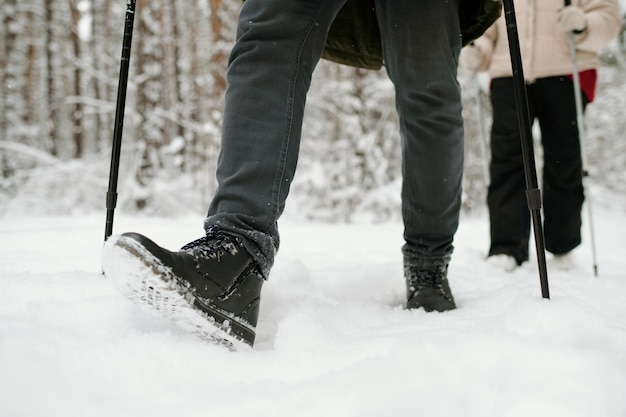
[102,227,264,349]
[405,265,456,312]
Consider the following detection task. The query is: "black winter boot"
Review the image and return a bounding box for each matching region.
[102,227,264,349]
[405,265,456,312]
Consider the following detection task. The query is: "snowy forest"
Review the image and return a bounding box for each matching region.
[1,0,625,220]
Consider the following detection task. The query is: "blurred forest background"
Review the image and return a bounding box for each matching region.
[1,0,625,221]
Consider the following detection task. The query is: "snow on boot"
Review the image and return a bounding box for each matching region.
[551,252,575,271]
[405,265,456,312]
[102,227,264,349]
[486,254,517,272]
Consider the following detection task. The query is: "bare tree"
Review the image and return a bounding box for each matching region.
[133,0,166,194]
[68,0,84,157]
[44,0,60,155]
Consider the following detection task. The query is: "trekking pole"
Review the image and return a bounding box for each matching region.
[564,0,599,277]
[502,0,550,299]
[105,0,137,241]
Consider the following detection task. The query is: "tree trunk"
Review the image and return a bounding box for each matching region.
[69,0,84,158]
[45,0,59,156]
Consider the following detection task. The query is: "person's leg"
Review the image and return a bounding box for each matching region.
[103,0,348,348]
[206,0,347,277]
[487,77,534,265]
[534,76,586,255]
[375,0,462,310]
[376,0,463,270]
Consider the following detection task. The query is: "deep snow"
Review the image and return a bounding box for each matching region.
[1,197,625,417]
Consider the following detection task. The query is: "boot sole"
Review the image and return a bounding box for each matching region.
[102,235,251,350]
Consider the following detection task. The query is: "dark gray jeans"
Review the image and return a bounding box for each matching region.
[206,0,464,277]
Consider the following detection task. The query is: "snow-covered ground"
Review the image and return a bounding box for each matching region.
[1,198,625,417]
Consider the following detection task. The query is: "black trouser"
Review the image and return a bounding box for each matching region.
[488,76,587,264]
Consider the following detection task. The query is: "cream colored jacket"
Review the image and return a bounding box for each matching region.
[473,0,622,81]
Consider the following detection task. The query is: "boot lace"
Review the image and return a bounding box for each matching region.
[406,266,447,291]
[180,225,243,260]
